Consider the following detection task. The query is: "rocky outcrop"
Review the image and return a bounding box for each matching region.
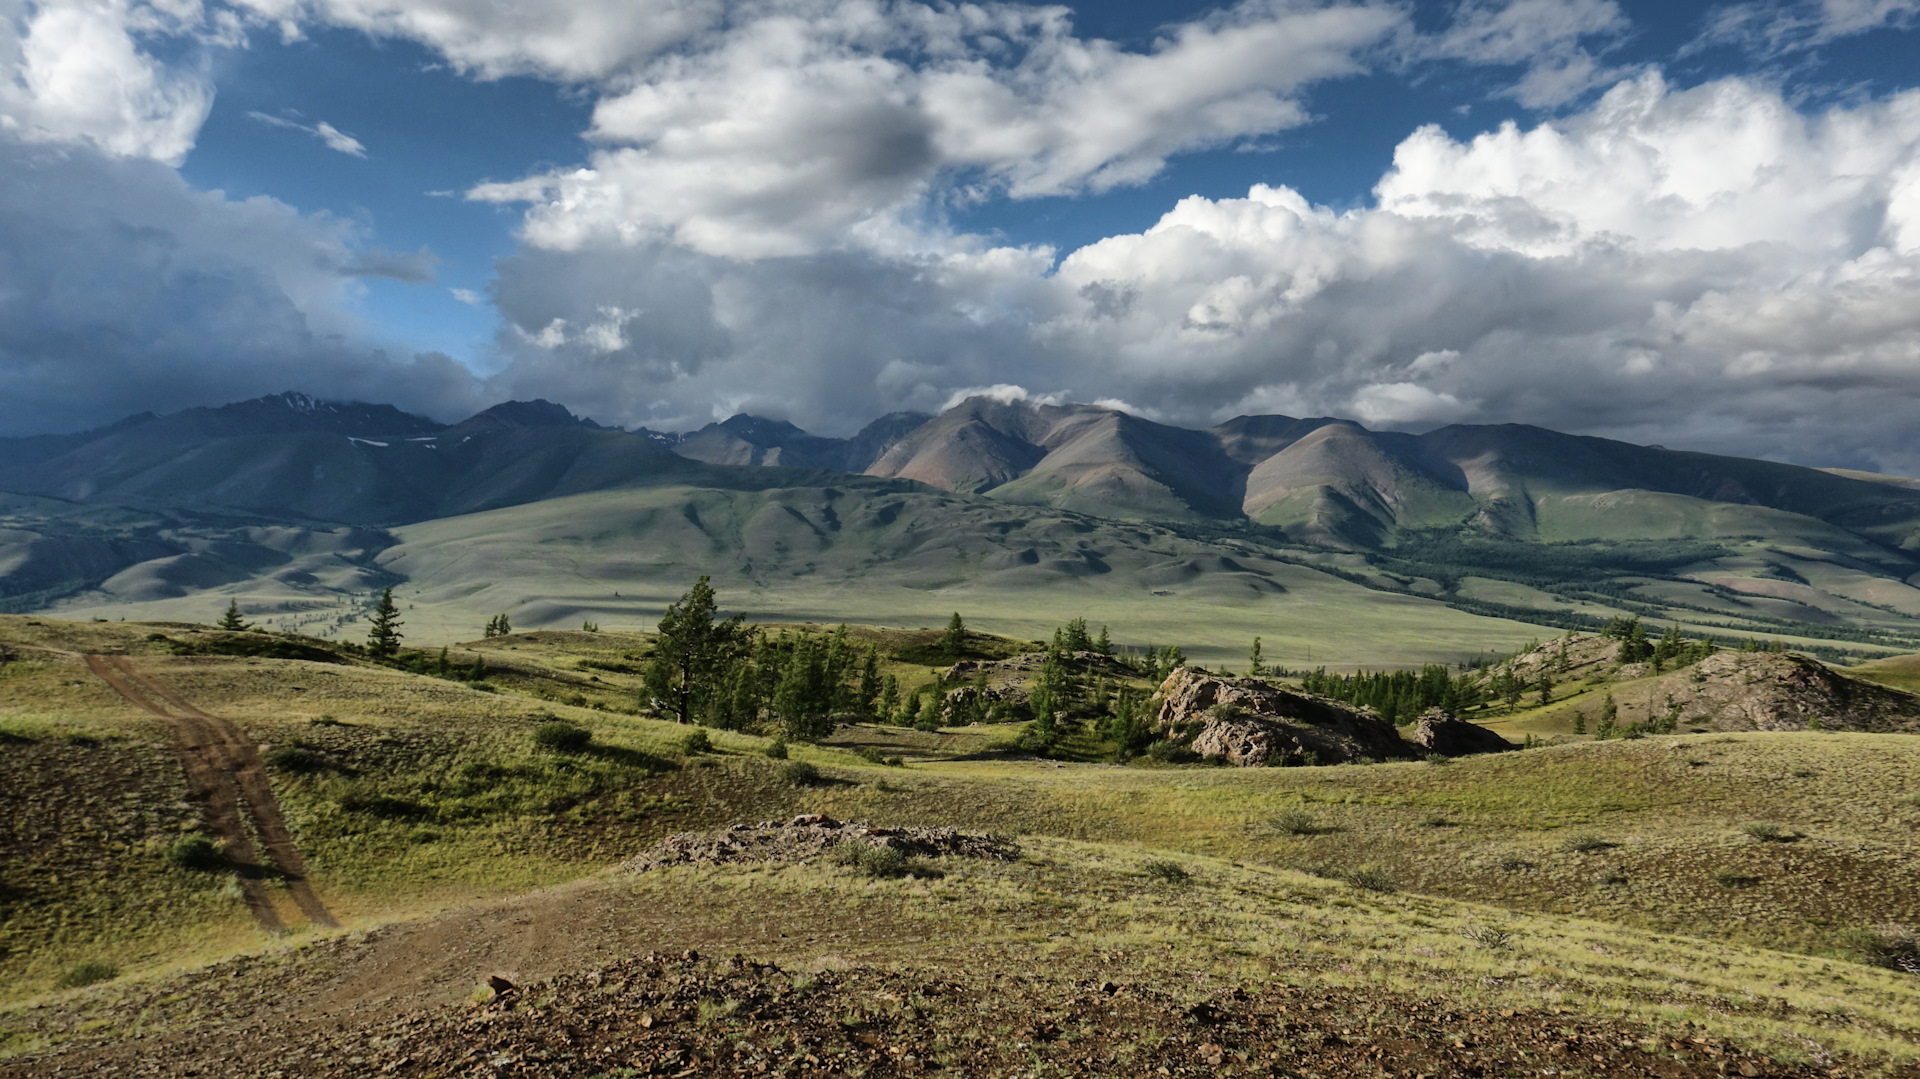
[620,816,1019,873]
[1405,708,1514,756]
[943,650,1134,683]
[937,683,1029,724]
[1654,652,1920,733]
[1151,668,1417,766]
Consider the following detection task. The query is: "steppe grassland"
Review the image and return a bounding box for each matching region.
[624,839,1920,1062]
[1855,652,1920,694]
[5,617,1920,1064]
[346,483,1547,667]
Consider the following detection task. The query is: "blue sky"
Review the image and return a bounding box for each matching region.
[3,0,1920,471]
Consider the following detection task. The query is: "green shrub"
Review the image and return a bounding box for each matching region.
[781,760,822,786]
[166,835,224,872]
[266,744,329,773]
[1457,923,1513,950]
[1269,808,1316,835]
[532,721,592,753]
[764,737,789,760]
[338,790,431,820]
[1143,740,1195,764]
[1837,924,1919,972]
[835,842,931,879]
[1558,832,1611,853]
[1593,869,1628,887]
[1713,867,1759,888]
[1740,821,1794,842]
[1494,853,1533,872]
[54,960,118,989]
[1141,859,1191,884]
[680,729,713,755]
[1347,864,1398,892]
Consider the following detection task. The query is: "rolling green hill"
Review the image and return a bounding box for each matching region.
[48,478,1551,667]
[7,391,1920,662]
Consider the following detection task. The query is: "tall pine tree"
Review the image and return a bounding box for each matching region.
[366,588,403,658]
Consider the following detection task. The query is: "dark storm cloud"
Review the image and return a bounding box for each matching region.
[0,139,482,435]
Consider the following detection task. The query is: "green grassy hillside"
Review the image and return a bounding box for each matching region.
[217,483,1550,666]
[5,616,1920,1073]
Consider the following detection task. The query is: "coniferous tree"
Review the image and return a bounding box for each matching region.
[878,674,899,721]
[1248,636,1264,677]
[1573,710,1587,736]
[1596,692,1619,739]
[646,576,748,725]
[1094,624,1112,656]
[366,588,403,658]
[1537,674,1553,707]
[914,691,943,731]
[218,599,251,632]
[1502,670,1523,712]
[823,625,854,712]
[857,645,882,716]
[938,612,967,656]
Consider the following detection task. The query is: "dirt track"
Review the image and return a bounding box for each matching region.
[83,654,337,932]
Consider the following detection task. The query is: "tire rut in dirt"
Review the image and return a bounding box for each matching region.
[82,655,288,933]
[105,657,341,929]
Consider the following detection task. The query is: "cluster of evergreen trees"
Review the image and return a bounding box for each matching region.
[641,576,883,741]
[1600,617,1714,671]
[1296,664,1485,725]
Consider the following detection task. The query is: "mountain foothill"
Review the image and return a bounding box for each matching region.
[3,390,1920,662]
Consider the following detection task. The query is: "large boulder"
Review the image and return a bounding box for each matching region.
[1405,708,1514,756]
[1152,668,1416,766]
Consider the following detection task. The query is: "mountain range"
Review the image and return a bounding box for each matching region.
[4,391,1920,660]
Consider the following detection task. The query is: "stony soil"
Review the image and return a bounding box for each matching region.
[9,948,1879,1078]
[619,816,1020,873]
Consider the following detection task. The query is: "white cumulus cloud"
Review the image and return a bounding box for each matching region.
[467,0,1408,259]
[0,0,226,163]
[480,74,1920,475]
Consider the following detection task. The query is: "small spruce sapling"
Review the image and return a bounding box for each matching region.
[1595,692,1618,739]
[217,599,251,632]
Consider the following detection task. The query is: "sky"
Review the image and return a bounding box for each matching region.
[2,0,1919,472]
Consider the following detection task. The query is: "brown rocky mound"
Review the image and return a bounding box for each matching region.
[1647,651,1920,733]
[1152,668,1417,765]
[619,815,1020,873]
[1513,648,1920,734]
[1406,707,1515,756]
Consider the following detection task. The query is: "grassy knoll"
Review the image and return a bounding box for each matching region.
[1854,652,1920,695]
